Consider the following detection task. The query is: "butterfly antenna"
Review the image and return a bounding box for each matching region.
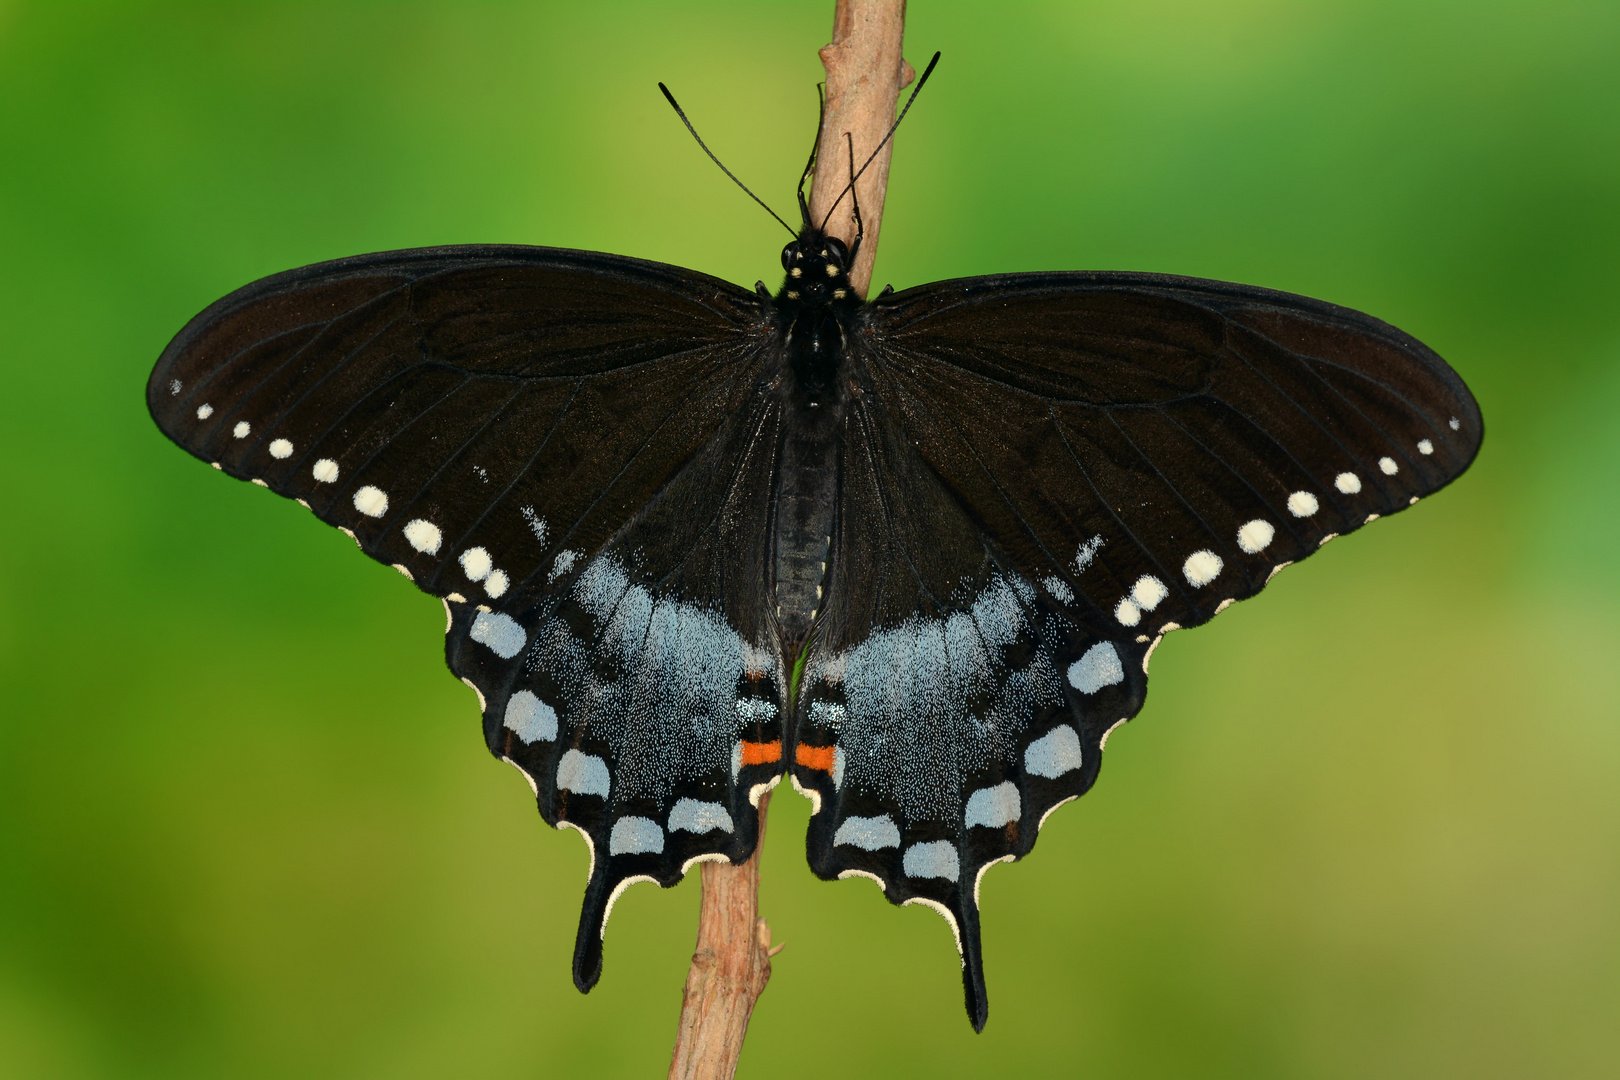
[844,131,863,260]
[796,84,826,227]
[819,50,941,232]
[659,82,798,238]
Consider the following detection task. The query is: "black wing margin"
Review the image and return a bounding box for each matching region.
[789,271,1480,1030]
[147,245,792,992]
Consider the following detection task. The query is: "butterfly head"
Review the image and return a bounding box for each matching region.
[777,229,859,310]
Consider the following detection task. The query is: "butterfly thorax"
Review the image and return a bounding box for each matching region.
[775,227,862,397]
[770,227,860,650]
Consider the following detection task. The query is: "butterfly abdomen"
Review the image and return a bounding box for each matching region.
[772,410,839,651]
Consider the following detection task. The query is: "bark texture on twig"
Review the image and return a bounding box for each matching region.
[807,0,914,297]
[668,2,909,1076]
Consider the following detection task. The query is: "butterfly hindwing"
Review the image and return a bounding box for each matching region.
[788,385,1152,1030]
[455,383,792,990]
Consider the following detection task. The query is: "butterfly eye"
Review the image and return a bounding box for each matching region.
[780,243,797,271]
[824,236,849,267]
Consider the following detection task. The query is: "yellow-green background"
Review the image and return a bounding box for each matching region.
[2,2,1616,1077]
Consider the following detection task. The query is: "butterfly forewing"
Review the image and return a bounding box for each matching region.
[861,272,1481,637]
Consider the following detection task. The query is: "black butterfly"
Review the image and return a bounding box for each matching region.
[146,70,1481,1032]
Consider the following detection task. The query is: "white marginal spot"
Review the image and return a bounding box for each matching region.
[210,462,221,469]
[460,547,492,582]
[1099,718,1128,752]
[558,820,596,880]
[1214,598,1235,614]
[312,458,339,484]
[392,563,413,581]
[440,598,453,633]
[269,438,293,459]
[748,775,781,807]
[501,756,539,797]
[1418,439,1434,455]
[485,570,509,599]
[1237,519,1275,554]
[469,610,525,659]
[1409,496,1420,506]
[837,868,887,891]
[195,404,213,419]
[1319,533,1339,546]
[1183,549,1223,587]
[447,592,466,603]
[1024,724,1083,778]
[1379,457,1399,475]
[459,676,486,713]
[965,782,1021,829]
[1114,597,1142,626]
[403,519,442,555]
[681,853,729,875]
[1135,634,1150,643]
[1266,561,1293,582]
[232,421,250,438]
[1449,417,1461,430]
[1132,575,1168,611]
[338,526,358,545]
[503,690,557,743]
[1038,795,1078,831]
[250,479,267,488]
[973,854,1016,908]
[556,749,610,797]
[668,798,734,835]
[1041,575,1074,604]
[1335,472,1362,494]
[601,875,658,936]
[295,498,310,509]
[833,814,901,851]
[1365,514,1380,524]
[1068,642,1124,694]
[608,816,664,856]
[904,841,960,882]
[790,773,822,816]
[901,897,963,958]
[1288,491,1319,517]
[353,485,388,518]
[1073,534,1104,574]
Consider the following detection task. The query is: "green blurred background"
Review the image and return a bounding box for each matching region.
[1,1,1616,1076]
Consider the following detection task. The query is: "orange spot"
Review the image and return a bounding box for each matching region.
[795,744,838,772]
[740,740,782,766]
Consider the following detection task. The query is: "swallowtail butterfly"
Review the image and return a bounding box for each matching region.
[146,76,1481,1031]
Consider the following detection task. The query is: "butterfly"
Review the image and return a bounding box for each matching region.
[145,63,1481,1031]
